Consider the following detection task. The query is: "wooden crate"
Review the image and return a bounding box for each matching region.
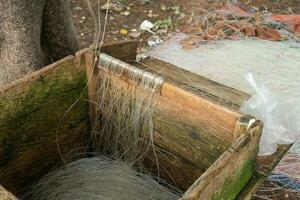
[0,41,289,200]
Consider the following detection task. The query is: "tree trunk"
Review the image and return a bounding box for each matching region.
[0,0,79,86]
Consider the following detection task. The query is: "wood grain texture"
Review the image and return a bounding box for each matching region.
[151,83,248,189]
[181,121,263,200]
[134,58,251,111]
[255,144,292,177]
[98,40,138,62]
[0,54,90,193]
[85,45,288,199]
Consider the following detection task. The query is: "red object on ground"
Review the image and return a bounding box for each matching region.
[271,15,300,34]
[221,3,254,18]
[223,3,300,35]
[256,27,281,41]
[242,26,256,37]
[183,3,300,47]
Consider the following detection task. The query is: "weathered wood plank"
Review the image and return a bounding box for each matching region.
[150,83,247,189]
[143,143,205,190]
[182,121,263,200]
[134,58,251,111]
[255,144,292,177]
[98,40,138,62]
[236,172,265,200]
[237,144,292,200]
[86,43,287,199]
[160,82,243,144]
[0,54,90,193]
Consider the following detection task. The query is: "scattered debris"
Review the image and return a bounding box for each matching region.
[140,20,155,33]
[129,31,142,38]
[100,2,112,11]
[140,0,151,6]
[147,35,163,46]
[101,2,126,12]
[182,3,300,50]
[160,4,167,12]
[147,10,158,18]
[120,28,128,35]
[172,6,181,16]
[153,17,174,31]
[222,3,254,18]
[72,6,82,11]
[271,15,300,35]
[120,11,130,16]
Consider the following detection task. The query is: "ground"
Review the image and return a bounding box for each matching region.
[70,0,300,199]
[70,0,300,48]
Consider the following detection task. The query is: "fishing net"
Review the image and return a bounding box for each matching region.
[255,143,300,199]
[24,156,180,200]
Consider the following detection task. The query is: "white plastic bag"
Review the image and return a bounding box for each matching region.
[240,73,300,155]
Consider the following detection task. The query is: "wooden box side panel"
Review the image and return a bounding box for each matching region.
[182,121,262,200]
[0,54,90,193]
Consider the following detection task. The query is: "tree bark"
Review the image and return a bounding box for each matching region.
[0,0,79,86]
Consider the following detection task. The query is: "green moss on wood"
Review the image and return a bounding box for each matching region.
[212,159,255,200]
[0,60,89,192]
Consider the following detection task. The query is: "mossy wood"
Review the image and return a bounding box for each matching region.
[0,41,138,194]
[0,53,90,193]
[237,144,292,200]
[0,41,289,200]
[181,122,262,200]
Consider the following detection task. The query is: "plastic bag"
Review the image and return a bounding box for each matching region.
[240,73,300,155]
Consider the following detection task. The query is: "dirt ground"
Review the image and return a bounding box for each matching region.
[70,0,300,199]
[70,0,300,48]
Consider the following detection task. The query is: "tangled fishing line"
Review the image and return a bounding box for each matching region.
[254,143,300,199]
[91,53,164,165]
[24,156,180,200]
